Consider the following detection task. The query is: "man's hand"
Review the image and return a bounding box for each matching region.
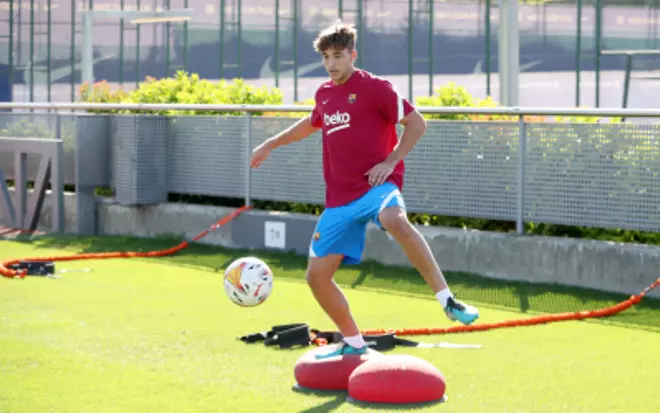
[250,117,320,169]
[365,160,397,187]
[250,142,272,169]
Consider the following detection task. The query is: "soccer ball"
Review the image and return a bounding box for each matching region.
[223,256,274,307]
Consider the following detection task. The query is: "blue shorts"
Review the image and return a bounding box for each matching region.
[309,182,406,265]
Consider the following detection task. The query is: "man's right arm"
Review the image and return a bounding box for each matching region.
[262,116,320,151]
[251,98,323,168]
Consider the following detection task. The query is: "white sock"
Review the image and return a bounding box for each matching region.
[343,334,366,348]
[436,288,454,307]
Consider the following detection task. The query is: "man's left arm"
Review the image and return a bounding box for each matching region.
[384,109,427,164]
[366,80,427,186]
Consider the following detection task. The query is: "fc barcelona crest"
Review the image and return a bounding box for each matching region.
[348,93,357,104]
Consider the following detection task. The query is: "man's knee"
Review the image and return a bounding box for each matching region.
[305,254,343,285]
[378,206,412,236]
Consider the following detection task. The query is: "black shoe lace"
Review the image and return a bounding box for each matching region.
[446,297,466,311]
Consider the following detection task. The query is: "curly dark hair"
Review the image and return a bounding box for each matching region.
[312,20,357,53]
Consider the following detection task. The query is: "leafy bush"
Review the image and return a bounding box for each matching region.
[80,71,285,116]
[262,98,316,118]
[79,80,129,112]
[416,82,476,120]
[416,82,617,124]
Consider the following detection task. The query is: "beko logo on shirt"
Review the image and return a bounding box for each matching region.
[324,111,350,125]
[324,111,351,135]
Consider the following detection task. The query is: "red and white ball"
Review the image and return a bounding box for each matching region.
[223,257,274,307]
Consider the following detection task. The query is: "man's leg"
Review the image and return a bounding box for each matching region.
[378,206,447,293]
[377,205,479,325]
[307,209,369,358]
[306,255,362,340]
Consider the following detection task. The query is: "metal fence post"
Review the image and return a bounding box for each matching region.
[274,0,279,87]
[516,115,527,234]
[293,0,299,102]
[595,0,602,108]
[14,149,27,229]
[184,0,189,72]
[575,0,582,107]
[52,115,64,233]
[622,53,633,113]
[29,0,34,103]
[428,0,434,96]
[47,0,52,102]
[166,0,171,77]
[485,0,491,96]
[8,0,14,93]
[70,0,75,102]
[245,113,252,207]
[407,0,413,102]
[136,0,141,89]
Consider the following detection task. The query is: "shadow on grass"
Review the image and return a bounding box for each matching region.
[344,395,448,411]
[291,385,347,413]
[299,396,346,413]
[347,258,660,330]
[351,266,370,289]
[291,384,448,412]
[5,233,660,330]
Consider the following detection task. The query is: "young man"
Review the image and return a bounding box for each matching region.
[250,22,479,359]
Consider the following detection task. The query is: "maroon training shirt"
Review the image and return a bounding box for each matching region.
[310,69,415,208]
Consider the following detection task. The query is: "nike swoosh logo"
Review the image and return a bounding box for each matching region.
[19,54,115,84]
[520,60,543,72]
[472,59,543,74]
[259,57,325,79]
[472,60,483,74]
[326,123,350,135]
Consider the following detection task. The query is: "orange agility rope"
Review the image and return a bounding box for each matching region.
[355,277,660,339]
[3,206,657,339]
[0,206,251,278]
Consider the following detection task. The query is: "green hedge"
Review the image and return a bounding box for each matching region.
[75,72,660,246]
[79,72,289,116]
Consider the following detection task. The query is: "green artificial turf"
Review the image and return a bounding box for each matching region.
[1,236,659,412]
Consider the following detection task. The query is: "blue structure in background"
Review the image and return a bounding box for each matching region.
[0,64,12,108]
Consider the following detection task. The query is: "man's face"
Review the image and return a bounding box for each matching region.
[322,46,356,84]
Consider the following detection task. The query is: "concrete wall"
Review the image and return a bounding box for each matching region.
[3,192,659,299]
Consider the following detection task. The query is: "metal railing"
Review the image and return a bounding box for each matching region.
[0,103,659,236]
[4,102,660,117]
